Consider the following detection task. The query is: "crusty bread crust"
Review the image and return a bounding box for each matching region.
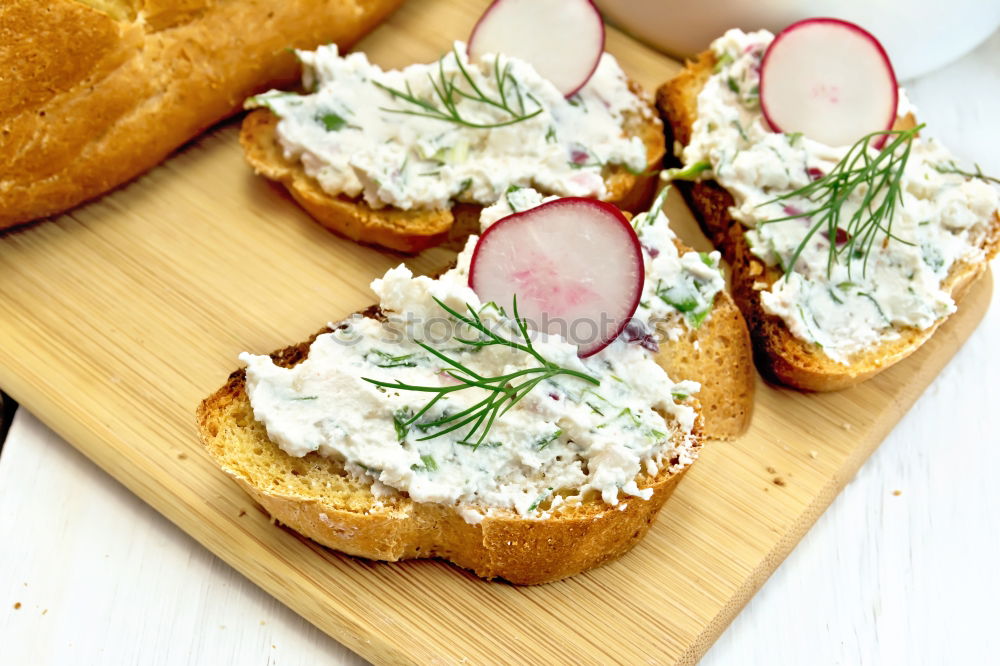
[0,0,403,230]
[195,262,752,584]
[657,52,1000,391]
[240,80,666,252]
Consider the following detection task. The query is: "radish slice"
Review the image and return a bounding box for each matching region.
[468,198,643,358]
[468,0,605,97]
[759,18,898,148]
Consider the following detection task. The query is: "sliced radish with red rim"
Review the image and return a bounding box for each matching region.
[759,18,898,148]
[468,198,643,358]
[468,0,605,97]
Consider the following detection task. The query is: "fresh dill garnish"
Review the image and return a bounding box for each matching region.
[362,296,599,450]
[759,124,926,278]
[372,46,544,129]
[933,161,1000,185]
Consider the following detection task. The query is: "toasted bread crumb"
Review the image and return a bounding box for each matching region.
[893,489,902,496]
[13,602,21,610]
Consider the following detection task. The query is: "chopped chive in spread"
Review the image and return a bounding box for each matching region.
[455,177,473,198]
[586,402,605,416]
[505,184,523,211]
[727,77,740,94]
[318,111,347,131]
[699,252,716,267]
[663,160,711,182]
[712,52,734,73]
[420,454,438,471]
[671,391,689,402]
[527,488,553,512]
[367,349,420,368]
[534,429,562,450]
[292,395,319,401]
[393,409,412,441]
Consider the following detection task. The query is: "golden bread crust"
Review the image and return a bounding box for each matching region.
[0,0,404,229]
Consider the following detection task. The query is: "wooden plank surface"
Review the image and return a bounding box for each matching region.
[0,1,992,663]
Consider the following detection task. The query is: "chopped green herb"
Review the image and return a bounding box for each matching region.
[292,395,318,401]
[534,430,562,450]
[663,160,711,182]
[367,349,419,368]
[712,52,734,73]
[318,111,347,132]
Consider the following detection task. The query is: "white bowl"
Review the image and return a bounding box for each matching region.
[597,0,1000,80]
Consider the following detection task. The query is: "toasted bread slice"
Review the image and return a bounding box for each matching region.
[196,254,752,584]
[239,80,665,253]
[657,53,1000,391]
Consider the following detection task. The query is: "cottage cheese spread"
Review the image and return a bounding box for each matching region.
[249,43,648,211]
[241,190,722,523]
[682,29,999,363]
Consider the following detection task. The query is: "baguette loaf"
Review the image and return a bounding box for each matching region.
[239,79,665,253]
[0,0,403,230]
[196,243,753,584]
[657,52,1000,391]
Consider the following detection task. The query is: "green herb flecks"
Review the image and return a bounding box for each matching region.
[527,488,553,512]
[760,125,925,278]
[663,160,712,182]
[367,349,421,368]
[318,111,347,131]
[373,47,543,129]
[410,454,438,472]
[362,297,599,450]
[534,430,562,450]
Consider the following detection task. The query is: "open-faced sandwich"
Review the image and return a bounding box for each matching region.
[240,0,665,252]
[197,186,753,584]
[658,20,1000,390]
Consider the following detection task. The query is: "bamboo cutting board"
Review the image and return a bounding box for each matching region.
[0,1,993,663]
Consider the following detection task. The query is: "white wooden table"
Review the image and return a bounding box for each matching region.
[3,28,999,666]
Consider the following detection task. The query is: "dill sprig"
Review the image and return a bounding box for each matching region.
[362,297,598,450]
[759,124,925,278]
[372,46,544,130]
[933,160,1000,186]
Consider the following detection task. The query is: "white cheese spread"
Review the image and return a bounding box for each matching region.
[248,42,648,211]
[682,29,999,363]
[241,189,723,523]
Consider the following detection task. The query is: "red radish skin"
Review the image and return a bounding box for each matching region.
[468,0,605,97]
[468,198,643,358]
[759,18,898,149]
